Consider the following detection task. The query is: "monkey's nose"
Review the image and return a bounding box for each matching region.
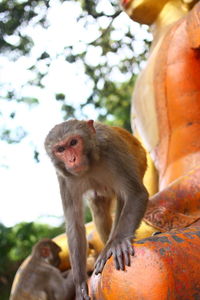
[69,156,76,163]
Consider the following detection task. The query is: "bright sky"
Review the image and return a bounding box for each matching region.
[0,1,150,227]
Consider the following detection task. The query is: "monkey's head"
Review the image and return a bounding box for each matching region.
[45,119,99,176]
[32,239,62,267]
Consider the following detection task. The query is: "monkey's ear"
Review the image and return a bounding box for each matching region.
[40,246,50,258]
[87,120,96,134]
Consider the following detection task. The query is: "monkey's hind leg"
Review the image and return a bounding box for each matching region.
[88,194,113,244]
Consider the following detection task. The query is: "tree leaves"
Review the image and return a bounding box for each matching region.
[0,0,151,141]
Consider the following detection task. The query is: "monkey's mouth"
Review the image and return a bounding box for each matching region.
[66,162,89,175]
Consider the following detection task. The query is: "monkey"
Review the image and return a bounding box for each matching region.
[10,239,75,300]
[45,119,148,300]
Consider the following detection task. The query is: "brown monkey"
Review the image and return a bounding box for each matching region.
[45,119,148,300]
[10,239,75,300]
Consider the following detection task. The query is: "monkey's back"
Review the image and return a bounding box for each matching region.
[111,126,147,179]
[10,261,66,300]
[10,290,46,300]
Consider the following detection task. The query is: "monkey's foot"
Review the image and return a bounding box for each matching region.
[94,236,134,275]
[76,282,90,300]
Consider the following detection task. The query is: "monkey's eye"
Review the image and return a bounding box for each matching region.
[56,146,65,153]
[69,139,78,147]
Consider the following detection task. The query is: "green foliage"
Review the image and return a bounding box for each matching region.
[85,206,92,223]
[33,149,40,163]
[0,228,14,300]
[10,222,65,261]
[0,0,51,145]
[83,75,137,131]
[0,224,15,273]
[0,0,151,145]
[55,93,66,101]
[62,0,151,129]
[62,104,76,119]
[0,0,50,55]
[17,97,39,105]
[0,127,27,144]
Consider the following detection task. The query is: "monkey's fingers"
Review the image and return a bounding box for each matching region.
[76,282,90,300]
[82,290,90,300]
[82,293,90,300]
[95,259,105,275]
[122,245,130,267]
[127,239,135,256]
[123,238,135,267]
[122,238,134,266]
[113,238,134,271]
[95,252,110,274]
[94,249,112,275]
[113,245,124,270]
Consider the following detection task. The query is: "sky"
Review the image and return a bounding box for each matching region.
[0,1,150,227]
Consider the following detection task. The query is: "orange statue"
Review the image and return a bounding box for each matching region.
[89,1,200,299]
[123,0,200,231]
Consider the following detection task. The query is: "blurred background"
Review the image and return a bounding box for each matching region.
[0,0,152,298]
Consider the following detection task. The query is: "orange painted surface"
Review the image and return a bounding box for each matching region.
[145,165,200,231]
[142,3,200,231]
[92,2,200,300]
[154,9,200,189]
[89,221,200,300]
[117,1,200,233]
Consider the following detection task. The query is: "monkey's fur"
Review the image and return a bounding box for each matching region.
[10,239,75,300]
[45,120,148,300]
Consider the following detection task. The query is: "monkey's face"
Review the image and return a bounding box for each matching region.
[51,250,61,267]
[45,120,100,177]
[52,135,90,176]
[49,243,62,267]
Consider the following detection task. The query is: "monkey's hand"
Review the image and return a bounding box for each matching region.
[76,281,90,300]
[94,236,134,275]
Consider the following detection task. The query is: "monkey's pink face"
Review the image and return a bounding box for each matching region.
[53,135,88,175]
